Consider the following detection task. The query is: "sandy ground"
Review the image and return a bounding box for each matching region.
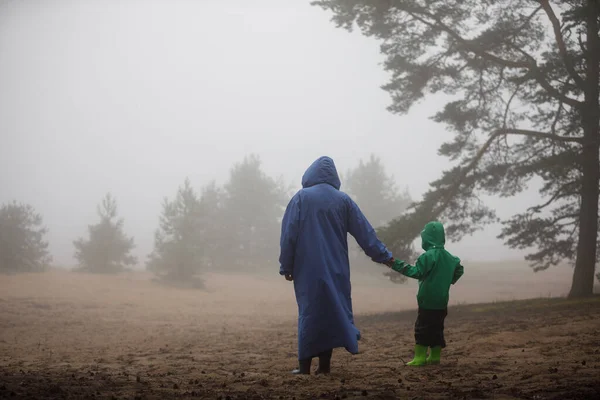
[1,266,599,399]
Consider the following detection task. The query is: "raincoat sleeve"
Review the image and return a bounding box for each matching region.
[452,263,464,284]
[279,195,301,276]
[347,198,392,263]
[391,254,431,280]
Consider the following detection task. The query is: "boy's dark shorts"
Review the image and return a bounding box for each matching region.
[414,308,448,348]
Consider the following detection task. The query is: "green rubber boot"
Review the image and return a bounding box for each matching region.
[427,346,441,365]
[406,344,428,366]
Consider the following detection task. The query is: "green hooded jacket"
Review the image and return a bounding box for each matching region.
[391,221,464,310]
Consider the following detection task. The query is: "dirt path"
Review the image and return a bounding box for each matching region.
[1,271,599,399]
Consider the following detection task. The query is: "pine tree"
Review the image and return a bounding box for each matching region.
[344,154,413,282]
[345,154,411,228]
[0,201,52,273]
[197,181,227,269]
[73,194,137,273]
[314,0,600,296]
[147,179,208,281]
[221,155,289,270]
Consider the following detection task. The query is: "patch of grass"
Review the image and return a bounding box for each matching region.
[359,295,600,324]
[463,295,600,314]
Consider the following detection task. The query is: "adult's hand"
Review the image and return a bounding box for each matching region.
[385,257,395,268]
[285,274,293,282]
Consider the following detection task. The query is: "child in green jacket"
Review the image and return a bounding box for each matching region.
[387,221,464,366]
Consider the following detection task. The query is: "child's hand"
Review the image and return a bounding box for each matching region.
[385,257,395,268]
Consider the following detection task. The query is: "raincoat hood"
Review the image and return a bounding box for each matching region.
[421,221,446,251]
[302,156,341,190]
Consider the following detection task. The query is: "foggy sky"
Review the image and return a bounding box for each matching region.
[0,0,539,267]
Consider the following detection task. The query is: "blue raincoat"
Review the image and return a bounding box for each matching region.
[279,156,392,360]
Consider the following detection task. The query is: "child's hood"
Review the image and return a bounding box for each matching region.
[421,221,446,251]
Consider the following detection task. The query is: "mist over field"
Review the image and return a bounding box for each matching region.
[1,1,599,399]
[0,0,538,269]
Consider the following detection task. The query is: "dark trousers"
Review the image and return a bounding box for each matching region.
[300,349,333,362]
[414,308,448,348]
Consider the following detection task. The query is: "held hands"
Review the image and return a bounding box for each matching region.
[384,257,395,268]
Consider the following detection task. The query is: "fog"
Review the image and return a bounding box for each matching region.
[0,0,539,267]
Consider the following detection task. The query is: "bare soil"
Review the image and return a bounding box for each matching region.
[1,268,599,399]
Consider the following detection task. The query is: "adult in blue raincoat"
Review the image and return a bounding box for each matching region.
[279,156,393,375]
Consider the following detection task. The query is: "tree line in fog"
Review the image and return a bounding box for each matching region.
[0,154,411,283]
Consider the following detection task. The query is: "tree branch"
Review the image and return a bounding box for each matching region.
[538,0,586,89]
[578,31,586,53]
[424,128,582,221]
[531,68,582,108]
[551,99,564,136]
[518,5,544,32]
[551,213,580,225]
[406,11,529,68]
[405,7,583,108]
[511,46,583,108]
[503,84,522,129]
[492,128,583,144]
[528,181,577,213]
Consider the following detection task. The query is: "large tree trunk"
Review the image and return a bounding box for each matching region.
[570,126,600,298]
[568,0,600,298]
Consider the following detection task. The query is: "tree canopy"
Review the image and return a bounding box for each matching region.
[147,179,208,281]
[0,201,52,273]
[344,154,413,282]
[73,194,137,273]
[147,155,287,282]
[313,0,600,296]
[221,154,289,270]
[345,154,411,229]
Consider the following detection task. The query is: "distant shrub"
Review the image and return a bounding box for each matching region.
[0,201,52,273]
[73,194,137,273]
